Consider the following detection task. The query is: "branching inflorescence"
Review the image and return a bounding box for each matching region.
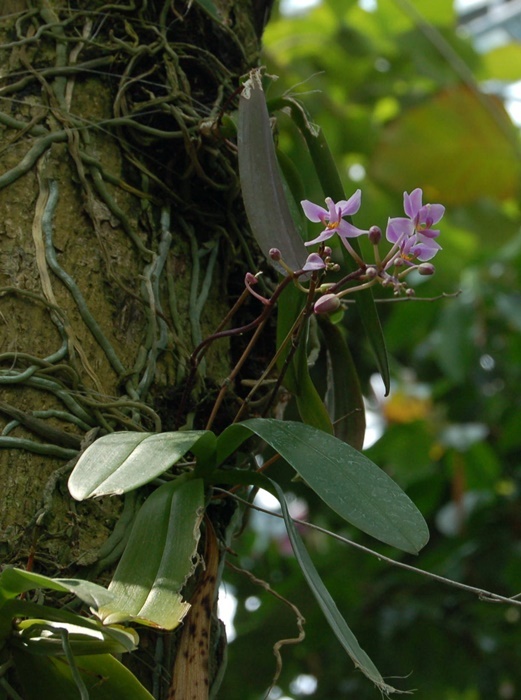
[257,187,445,317]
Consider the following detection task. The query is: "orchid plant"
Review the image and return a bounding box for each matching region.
[0,69,445,700]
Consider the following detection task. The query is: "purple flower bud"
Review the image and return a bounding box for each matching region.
[269,248,282,261]
[323,246,333,257]
[244,272,270,305]
[314,293,341,315]
[369,225,381,245]
[302,253,326,271]
[418,262,435,276]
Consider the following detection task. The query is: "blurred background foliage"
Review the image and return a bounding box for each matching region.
[220,0,521,698]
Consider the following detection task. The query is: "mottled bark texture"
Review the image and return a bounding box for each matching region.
[0,0,262,696]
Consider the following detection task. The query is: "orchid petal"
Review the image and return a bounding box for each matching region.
[386,217,415,244]
[418,227,440,239]
[337,220,369,239]
[418,203,445,227]
[304,228,337,247]
[301,200,328,223]
[411,238,442,261]
[403,189,423,219]
[325,197,339,223]
[337,189,362,217]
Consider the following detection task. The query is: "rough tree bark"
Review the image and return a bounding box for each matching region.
[0,0,264,696]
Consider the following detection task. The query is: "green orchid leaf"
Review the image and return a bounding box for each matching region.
[269,479,401,695]
[207,468,273,492]
[0,568,114,610]
[276,283,333,434]
[219,419,429,554]
[13,619,138,656]
[12,648,154,700]
[0,598,119,646]
[292,327,334,434]
[238,68,308,272]
[275,280,303,391]
[276,147,307,220]
[191,430,218,477]
[98,478,204,629]
[68,430,210,500]
[318,316,366,450]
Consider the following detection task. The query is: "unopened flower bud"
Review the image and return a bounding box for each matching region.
[418,262,435,276]
[323,246,332,257]
[245,271,269,304]
[368,226,381,245]
[302,253,326,272]
[317,283,335,293]
[314,293,341,315]
[269,248,282,261]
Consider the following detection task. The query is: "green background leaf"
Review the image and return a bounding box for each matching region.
[370,86,521,204]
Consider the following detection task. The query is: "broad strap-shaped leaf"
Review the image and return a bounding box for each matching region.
[14,619,138,656]
[12,649,154,700]
[68,430,210,500]
[0,568,114,610]
[98,478,204,629]
[276,283,333,434]
[0,598,128,650]
[269,480,402,695]
[238,68,308,272]
[218,419,429,554]
[318,316,366,450]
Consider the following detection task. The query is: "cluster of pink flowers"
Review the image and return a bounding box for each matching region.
[243,188,444,316]
[299,188,444,313]
[302,188,443,263]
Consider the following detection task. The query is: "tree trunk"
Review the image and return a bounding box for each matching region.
[0,0,262,695]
